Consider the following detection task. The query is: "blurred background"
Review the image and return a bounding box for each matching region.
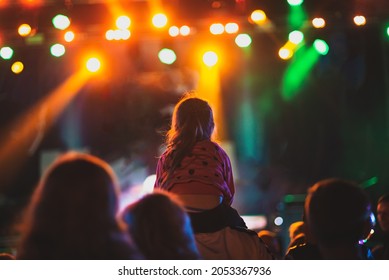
[0,0,389,253]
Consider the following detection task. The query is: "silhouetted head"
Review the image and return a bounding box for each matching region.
[377,193,389,233]
[17,152,138,259]
[121,191,200,259]
[305,178,372,247]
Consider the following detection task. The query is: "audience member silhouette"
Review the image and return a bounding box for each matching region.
[372,193,389,259]
[304,178,373,259]
[121,191,200,259]
[0,253,15,260]
[287,221,306,249]
[257,230,282,259]
[16,152,141,260]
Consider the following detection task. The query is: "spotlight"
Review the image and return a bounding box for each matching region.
[52,14,71,30]
[202,51,218,67]
[314,39,329,55]
[235,33,252,48]
[210,23,224,35]
[50,44,66,57]
[11,61,24,74]
[288,30,304,44]
[0,46,14,60]
[158,48,176,65]
[86,57,101,73]
[353,15,366,26]
[312,17,326,28]
[152,13,168,28]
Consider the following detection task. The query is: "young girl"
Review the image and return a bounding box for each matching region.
[154,94,235,212]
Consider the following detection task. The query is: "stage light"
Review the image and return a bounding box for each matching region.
[287,0,304,6]
[18,23,32,37]
[0,46,13,60]
[0,0,9,8]
[169,26,179,37]
[387,26,389,37]
[314,39,329,55]
[353,15,366,26]
[52,14,71,30]
[312,17,326,28]
[225,22,239,34]
[278,47,293,60]
[288,30,304,44]
[116,15,131,30]
[64,31,75,42]
[274,216,283,226]
[50,44,66,57]
[250,10,267,24]
[158,48,176,65]
[235,33,252,48]
[202,51,218,67]
[105,30,114,40]
[120,29,131,40]
[152,13,168,28]
[86,57,101,73]
[210,23,224,35]
[20,0,43,7]
[179,25,190,36]
[11,61,24,74]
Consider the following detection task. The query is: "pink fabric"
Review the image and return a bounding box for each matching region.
[154,140,235,205]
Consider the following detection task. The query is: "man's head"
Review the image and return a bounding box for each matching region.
[377,194,389,233]
[305,178,372,247]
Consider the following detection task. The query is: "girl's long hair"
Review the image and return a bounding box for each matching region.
[164,94,214,174]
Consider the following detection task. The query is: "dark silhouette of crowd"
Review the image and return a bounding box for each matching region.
[1,95,386,260]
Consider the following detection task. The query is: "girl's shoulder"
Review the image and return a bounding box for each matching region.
[196,140,227,155]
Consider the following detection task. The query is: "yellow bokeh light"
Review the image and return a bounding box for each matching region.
[116,15,131,30]
[225,22,239,34]
[250,10,267,24]
[64,31,75,42]
[279,47,294,60]
[11,61,24,74]
[312,17,326,28]
[210,23,224,35]
[105,29,115,40]
[18,23,32,37]
[180,25,190,36]
[203,51,218,67]
[169,26,179,37]
[86,57,101,73]
[152,13,168,28]
[354,15,366,26]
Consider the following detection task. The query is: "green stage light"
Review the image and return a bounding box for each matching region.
[287,0,304,6]
[313,39,329,55]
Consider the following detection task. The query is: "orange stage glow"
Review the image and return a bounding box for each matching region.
[0,70,92,189]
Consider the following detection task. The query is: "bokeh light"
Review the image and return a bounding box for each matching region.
[64,31,75,42]
[250,9,267,24]
[314,39,329,55]
[11,61,24,74]
[158,48,176,65]
[279,47,293,60]
[52,14,71,30]
[353,15,366,26]
[116,15,131,30]
[235,33,252,48]
[202,51,218,67]
[86,57,101,73]
[18,23,32,37]
[312,17,326,28]
[225,22,239,34]
[287,0,304,6]
[288,30,304,44]
[0,46,14,60]
[179,25,190,36]
[168,26,179,37]
[152,13,168,28]
[50,43,66,57]
[210,23,224,35]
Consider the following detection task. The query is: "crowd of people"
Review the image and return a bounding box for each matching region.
[1,95,388,260]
